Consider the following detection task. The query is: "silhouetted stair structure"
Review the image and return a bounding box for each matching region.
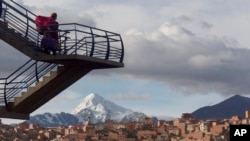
[0,0,124,119]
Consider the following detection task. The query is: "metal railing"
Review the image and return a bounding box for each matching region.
[0,59,58,106]
[56,23,124,62]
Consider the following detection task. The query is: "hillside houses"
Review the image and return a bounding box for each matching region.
[2,110,250,140]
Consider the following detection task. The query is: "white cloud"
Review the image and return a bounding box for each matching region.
[188,55,218,68]
[119,21,250,95]
[108,93,150,101]
[3,0,250,97]
[158,22,194,40]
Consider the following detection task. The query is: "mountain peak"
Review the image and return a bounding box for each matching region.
[70,93,143,123]
[85,93,104,102]
[228,94,246,100]
[214,94,250,108]
[71,93,105,114]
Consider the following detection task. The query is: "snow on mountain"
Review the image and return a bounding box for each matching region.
[27,93,147,127]
[72,93,130,115]
[27,112,79,127]
[72,93,145,123]
[121,112,148,123]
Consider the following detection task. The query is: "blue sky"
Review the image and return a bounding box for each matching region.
[2,0,250,124]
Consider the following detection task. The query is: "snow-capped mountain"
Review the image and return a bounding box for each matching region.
[27,93,147,127]
[72,93,146,123]
[27,112,79,127]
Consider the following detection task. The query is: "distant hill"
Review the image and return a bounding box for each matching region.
[27,112,79,127]
[191,95,250,120]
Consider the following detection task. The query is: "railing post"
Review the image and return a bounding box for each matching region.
[2,1,7,23]
[74,24,77,54]
[25,10,29,38]
[119,35,124,63]
[0,0,3,18]
[4,79,8,107]
[63,33,67,55]
[105,31,110,60]
[35,61,39,82]
[90,27,95,57]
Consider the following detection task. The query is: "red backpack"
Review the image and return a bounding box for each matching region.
[35,15,55,35]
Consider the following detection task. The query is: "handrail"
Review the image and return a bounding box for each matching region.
[57,23,124,62]
[0,58,58,106]
[1,0,36,24]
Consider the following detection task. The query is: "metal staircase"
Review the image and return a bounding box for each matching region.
[0,0,124,119]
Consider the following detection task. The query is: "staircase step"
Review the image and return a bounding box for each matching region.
[14,97,23,105]
[42,76,55,84]
[35,81,44,88]
[10,66,66,109]
[10,66,91,113]
[50,71,59,78]
[20,79,46,96]
[14,69,61,105]
[27,86,37,94]
[21,92,26,97]
[15,86,36,103]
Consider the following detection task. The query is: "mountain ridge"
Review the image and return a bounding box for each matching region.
[191,94,250,120]
[25,94,250,126]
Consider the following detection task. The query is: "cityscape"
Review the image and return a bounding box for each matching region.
[1,110,250,141]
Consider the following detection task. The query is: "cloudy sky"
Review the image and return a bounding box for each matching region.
[2,0,250,124]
